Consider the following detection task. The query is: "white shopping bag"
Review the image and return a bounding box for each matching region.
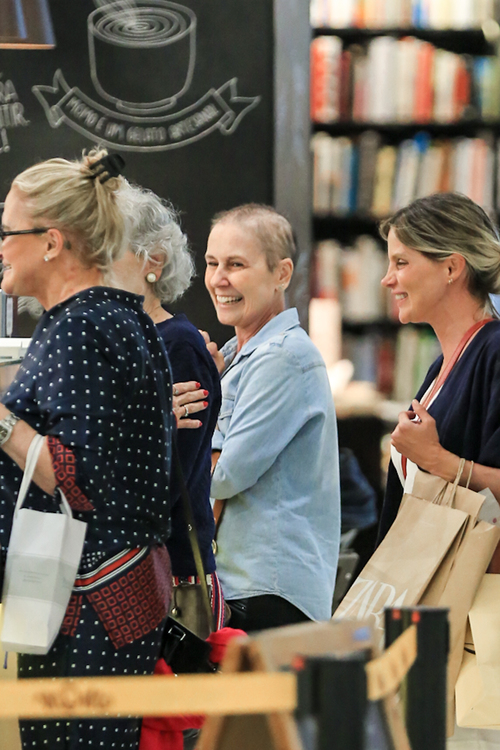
[1,434,87,655]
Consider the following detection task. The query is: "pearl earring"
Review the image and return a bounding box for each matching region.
[44,255,50,262]
[146,272,156,283]
[448,278,453,285]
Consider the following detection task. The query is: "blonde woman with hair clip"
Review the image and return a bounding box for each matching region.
[0,150,174,750]
[379,192,500,749]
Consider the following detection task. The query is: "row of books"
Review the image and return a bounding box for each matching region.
[312,131,495,216]
[312,236,394,321]
[310,0,495,29]
[311,35,500,124]
[342,326,441,401]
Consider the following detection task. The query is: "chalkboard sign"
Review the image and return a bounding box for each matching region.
[0,0,302,344]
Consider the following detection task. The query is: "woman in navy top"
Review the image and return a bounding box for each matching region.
[0,151,174,750]
[114,181,224,632]
[379,193,500,550]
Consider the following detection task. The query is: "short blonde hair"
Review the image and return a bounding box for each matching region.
[12,148,126,272]
[211,203,296,270]
[380,193,500,304]
[117,181,194,303]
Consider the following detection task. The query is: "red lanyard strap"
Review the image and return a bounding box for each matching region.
[420,318,493,409]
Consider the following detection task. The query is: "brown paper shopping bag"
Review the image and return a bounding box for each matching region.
[435,523,500,734]
[456,574,500,728]
[412,469,485,606]
[333,493,469,643]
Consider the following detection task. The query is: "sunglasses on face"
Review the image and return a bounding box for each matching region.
[0,227,52,241]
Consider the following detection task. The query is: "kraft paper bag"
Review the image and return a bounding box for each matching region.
[1,434,87,655]
[434,524,500,735]
[333,494,469,642]
[412,470,485,531]
[405,470,485,604]
[456,575,500,728]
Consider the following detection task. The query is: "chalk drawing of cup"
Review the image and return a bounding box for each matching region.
[88,1,196,114]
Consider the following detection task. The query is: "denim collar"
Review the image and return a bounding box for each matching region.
[221,308,300,371]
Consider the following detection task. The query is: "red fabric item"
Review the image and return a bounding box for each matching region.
[47,435,95,511]
[87,546,172,648]
[139,627,247,750]
[206,627,246,663]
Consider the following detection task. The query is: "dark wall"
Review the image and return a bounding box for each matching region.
[0,0,274,344]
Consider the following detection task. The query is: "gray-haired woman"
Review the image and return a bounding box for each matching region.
[114,182,225,631]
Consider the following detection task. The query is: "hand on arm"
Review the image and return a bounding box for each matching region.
[173,381,208,429]
[392,399,500,502]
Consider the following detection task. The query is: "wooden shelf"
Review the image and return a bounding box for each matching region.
[342,319,434,333]
[313,211,499,242]
[312,120,500,136]
[313,214,382,241]
[342,319,400,332]
[311,27,494,54]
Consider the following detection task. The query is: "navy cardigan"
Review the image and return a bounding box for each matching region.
[379,320,500,541]
[157,313,221,577]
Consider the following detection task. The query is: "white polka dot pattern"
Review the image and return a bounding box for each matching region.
[0,287,174,556]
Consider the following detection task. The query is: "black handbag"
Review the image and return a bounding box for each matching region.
[161,616,217,674]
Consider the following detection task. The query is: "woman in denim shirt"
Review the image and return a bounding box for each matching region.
[205,204,341,631]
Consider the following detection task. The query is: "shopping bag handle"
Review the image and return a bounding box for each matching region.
[431,457,466,507]
[14,433,73,519]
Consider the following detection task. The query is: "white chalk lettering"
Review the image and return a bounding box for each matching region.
[0,128,9,153]
[0,102,29,129]
[126,126,166,145]
[0,76,29,132]
[0,79,18,104]
[168,104,219,141]
[104,122,125,141]
[66,97,99,128]
[0,105,11,128]
[95,116,107,133]
[11,102,28,127]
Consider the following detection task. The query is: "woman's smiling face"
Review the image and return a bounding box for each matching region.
[204,221,285,344]
[381,228,450,325]
[0,187,48,298]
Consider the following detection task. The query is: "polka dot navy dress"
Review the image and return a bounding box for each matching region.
[0,288,174,750]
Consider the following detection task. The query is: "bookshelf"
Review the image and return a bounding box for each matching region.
[312,27,495,54]
[309,9,500,406]
[312,121,500,135]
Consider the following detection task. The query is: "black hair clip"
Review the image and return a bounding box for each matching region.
[87,153,126,183]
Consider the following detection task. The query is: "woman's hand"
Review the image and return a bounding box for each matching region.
[394,402,500,511]
[391,399,445,473]
[173,381,208,429]
[199,330,225,374]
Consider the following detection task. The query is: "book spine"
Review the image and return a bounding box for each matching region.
[310,36,342,124]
